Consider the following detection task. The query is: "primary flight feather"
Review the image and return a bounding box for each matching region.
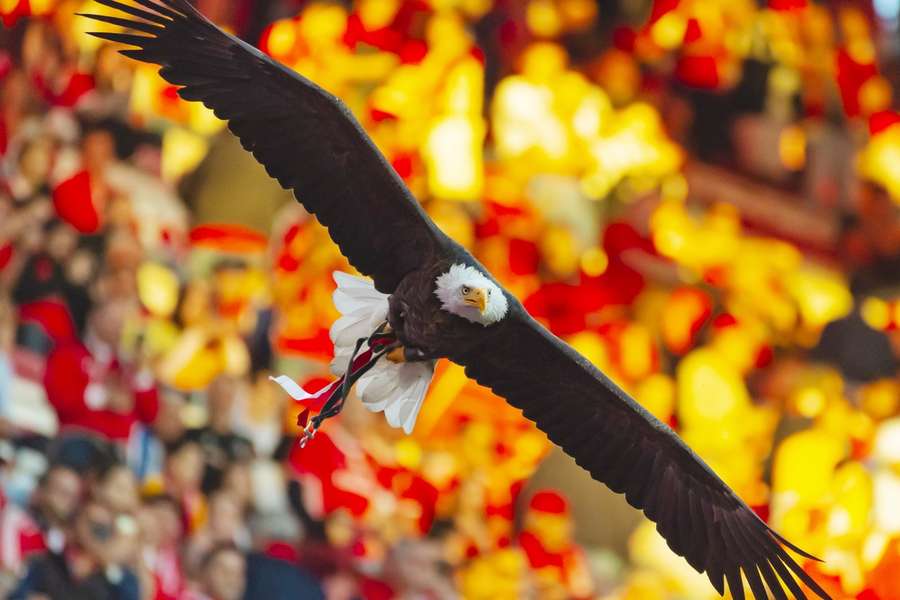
[81,3,832,599]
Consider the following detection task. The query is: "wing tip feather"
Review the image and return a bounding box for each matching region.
[76,11,163,35]
[85,30,153,47]
[90,0,178,23]
[767,526,824,562]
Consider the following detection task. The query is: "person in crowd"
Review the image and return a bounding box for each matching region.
[184,543,246,600]
[0,468,46,595]
[11,500,140,600]
[205,490,251,550]
[186,375,254,495]
[218,460,254,515]
[92,459,140,515]
[162,435,206,535]
[841,181,900,293]
[185,490,251,574]
[136,494,186,600]
[382,539,456,600]
[43,298,159,442]
[28,463,82,553]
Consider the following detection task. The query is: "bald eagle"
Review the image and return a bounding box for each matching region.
[82,3,832,599]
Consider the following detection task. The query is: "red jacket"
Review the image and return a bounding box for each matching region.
[43,339,159,441]
[0,493,46,575]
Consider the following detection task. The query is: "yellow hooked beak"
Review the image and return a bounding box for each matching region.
[463,287,488,313]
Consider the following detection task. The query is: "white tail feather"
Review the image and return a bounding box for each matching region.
[328,273,389,375]
[330,272,435,434]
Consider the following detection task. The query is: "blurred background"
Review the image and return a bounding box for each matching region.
[0,0,899,598]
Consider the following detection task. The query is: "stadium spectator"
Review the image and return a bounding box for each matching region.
[43,299,159,442]
[92,460,140,515]
[0,481,45,593]
[162,435,206,535]
[28,463,81,552]
[11,500,140,600]
[185,490,251,575]
[187,375,254,495]
[187,543,246,600]
[137,494,186,600]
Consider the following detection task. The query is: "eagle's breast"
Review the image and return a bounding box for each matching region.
[389,264,484,358]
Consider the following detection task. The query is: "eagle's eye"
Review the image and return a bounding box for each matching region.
[487,289,492,297]
[461,285,471,295]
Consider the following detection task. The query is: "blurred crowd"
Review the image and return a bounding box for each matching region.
[0,7,330,600]
[0,0,900,599]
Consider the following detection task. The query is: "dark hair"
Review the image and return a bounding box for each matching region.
[200,542,243,570]
[45,433,121,475]
[37,462,79,488]
[79,116,160,160]
[93,457,130,484]
[41,216,65,235]
[166,433,201,456]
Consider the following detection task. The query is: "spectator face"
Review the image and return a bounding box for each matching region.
[26,197,53,224]
[136,504,161,548]
[74,501,120,566]
[0,70,30,114]
[202,547,246,600]
[208,492,241,543]
[46,222,78,261]
[36,466,82,526]
[107,198,134,229]
[106,230,143,270]
[387,540,453,595]
[108,512,141,565]
[154,393,187,444]
[207,376,238,432]
[221,462,252,511]
[88,298,131,348]
[166,441,204,494]
[81,129,116,175]
[100,266,138,300]
[66,249,98,286]
[22,21,62,77]
[19,136,57,186]
[20,220,45,253]
[95,464,139,514]
[94,44,132,93]
[145,497,184,547]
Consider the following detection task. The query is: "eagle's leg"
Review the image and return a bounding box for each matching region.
[386,346,430,364]
[387,347,405,363]
[385,297,431,364]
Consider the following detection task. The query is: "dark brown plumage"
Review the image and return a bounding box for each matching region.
[81,3,832,599]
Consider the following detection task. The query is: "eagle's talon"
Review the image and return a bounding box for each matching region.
[387,346,406,363]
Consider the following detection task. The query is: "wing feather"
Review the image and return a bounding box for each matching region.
[81,0,450,293]
[453,306,831,600]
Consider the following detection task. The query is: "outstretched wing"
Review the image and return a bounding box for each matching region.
[453,304,831,600]
[81,0,450,293]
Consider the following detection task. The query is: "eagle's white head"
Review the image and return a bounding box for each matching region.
[435,264,508,326]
